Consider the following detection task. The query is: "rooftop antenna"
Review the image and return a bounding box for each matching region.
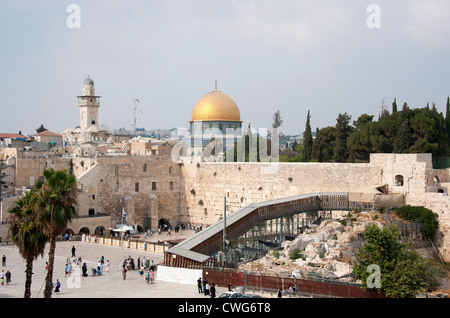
[132,98,143,132]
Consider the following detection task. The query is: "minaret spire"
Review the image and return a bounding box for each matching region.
[215,80,218,91]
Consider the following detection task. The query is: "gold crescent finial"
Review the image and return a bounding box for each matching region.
[215,80,218,91]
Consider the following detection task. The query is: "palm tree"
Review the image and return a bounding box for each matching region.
[8,191,48,298]
[35,168,78,298]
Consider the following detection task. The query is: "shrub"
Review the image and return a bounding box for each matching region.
[289,248,303,260]
[394,205,439,239]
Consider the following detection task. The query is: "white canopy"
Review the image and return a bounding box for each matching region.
[113,225,134,232]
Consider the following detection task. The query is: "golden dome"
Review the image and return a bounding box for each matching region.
[191,89,242,123]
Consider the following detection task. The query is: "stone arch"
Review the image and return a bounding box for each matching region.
[159,218,171,230]
[64,228,75,236]
[79,227,90,235]
[395,175,404,186]
[94,225,106,236]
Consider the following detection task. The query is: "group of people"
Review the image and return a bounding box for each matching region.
[197,277,216,298]
[277,284,298,297]
[1,255,11,286]
[119,255,155,282]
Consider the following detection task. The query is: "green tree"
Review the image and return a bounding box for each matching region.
[35,168,78,298]
[302,110,313,161]
[291,140,298,152]
[446,97,450,144]
[36,124,47,133]
[392,98,398,114]
[312,126,335,162]
[394,205,439,239]
[352,114,374,131]
[272,110,283,129]
[333,113,353,162]
[393,103,413,153]
[354,224,437,298]
[8,191,48,298]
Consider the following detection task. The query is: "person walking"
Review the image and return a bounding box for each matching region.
[2,255,6,267]
[5,271,11,286]
[71,245,76,257]
[105,260,110,272]
[54,279,61,293]
[65,264,69,277]
[150,260,154,272]
[1,270,4,285]
[122,267,127,280]
[150,270,155,284]
[82,263,88,277]
[204,281,210,296]
[210,283,216,298]
[197,277,203,293]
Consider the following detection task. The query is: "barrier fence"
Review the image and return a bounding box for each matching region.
[202,268,385,298]
[81,234,169,253]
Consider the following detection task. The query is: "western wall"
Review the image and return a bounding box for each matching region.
[74,152,450,261]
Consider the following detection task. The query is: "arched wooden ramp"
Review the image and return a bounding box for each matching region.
[164,192,372,268]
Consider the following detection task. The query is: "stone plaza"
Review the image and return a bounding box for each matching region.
[0,232,236,299]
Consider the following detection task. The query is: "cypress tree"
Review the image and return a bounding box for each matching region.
[392,98,398,113]
[446,97,450,145]
[302,110,313,161]
[333,113,352,162]
[393,103,413,153]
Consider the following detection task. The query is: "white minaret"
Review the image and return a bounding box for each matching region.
[78,76,101,131]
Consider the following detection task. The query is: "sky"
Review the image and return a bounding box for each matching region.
[1,0,450,136]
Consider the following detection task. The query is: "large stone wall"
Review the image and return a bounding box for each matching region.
[72,153,450,262]
[77,156,184,231]
[181,161,383,225]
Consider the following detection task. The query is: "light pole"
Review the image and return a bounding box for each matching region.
[121,208,126,249]
[223,196,227,267]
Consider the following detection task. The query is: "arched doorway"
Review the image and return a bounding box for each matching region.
[95,225,106,236]
[159,218,171,231]
[79,227,90,235]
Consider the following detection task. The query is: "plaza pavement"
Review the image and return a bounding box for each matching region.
[0,230,274,299]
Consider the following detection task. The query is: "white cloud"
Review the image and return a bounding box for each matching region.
[405,0,450,45]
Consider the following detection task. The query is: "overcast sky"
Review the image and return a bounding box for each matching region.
[1,0,450,136]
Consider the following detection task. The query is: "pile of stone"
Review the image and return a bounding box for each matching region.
[237,211,386,281]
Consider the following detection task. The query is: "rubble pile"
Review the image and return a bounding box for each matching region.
[237,211,387,281]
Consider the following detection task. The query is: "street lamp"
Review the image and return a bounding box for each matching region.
[223,196,227,267]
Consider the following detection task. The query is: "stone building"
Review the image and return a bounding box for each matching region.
[32,130,63,145]
[60,76,130,149]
